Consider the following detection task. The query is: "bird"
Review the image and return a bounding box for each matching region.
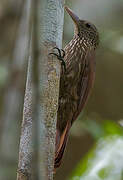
[52,6,99,170]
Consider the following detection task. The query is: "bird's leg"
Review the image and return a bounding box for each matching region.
[49,47,66,71]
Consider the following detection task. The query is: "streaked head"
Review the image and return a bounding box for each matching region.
[65,6,99,48]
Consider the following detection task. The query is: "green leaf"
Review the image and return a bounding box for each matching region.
[68,121,123,180]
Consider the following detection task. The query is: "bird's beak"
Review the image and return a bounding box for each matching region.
[65,6,79,26]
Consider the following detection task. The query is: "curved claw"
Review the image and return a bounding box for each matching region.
[49,47,66,72]
[49,52,59,59]
[52,47,62,57]
[52,47,65,58]
[61,61,66,72]
[61,49,65,58]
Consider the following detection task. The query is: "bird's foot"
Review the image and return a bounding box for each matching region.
[49,47,66,71]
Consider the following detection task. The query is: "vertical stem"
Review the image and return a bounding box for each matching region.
[37,1,65,178]
[0,0,31,180]
[17,0,65,179]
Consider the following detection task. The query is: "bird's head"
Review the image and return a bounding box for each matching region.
[65,6,99,48]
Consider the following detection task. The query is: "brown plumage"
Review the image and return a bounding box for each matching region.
[55,6,99,169]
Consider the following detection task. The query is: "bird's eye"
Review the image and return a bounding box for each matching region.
[85,23,91,28]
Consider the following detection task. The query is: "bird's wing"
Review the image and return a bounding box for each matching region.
[54,48,96,170]
[72,48,96,122]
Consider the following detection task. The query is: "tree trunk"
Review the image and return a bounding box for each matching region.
[17,0,65,179]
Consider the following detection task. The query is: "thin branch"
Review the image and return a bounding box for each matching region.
[0,0,31,179]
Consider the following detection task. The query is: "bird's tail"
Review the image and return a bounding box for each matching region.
[54,121,71,170]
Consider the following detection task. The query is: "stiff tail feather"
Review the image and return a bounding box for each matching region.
[54,121,71,170]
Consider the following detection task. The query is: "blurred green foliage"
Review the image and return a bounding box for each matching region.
[68,121,123,180]
[81,119,123,139]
